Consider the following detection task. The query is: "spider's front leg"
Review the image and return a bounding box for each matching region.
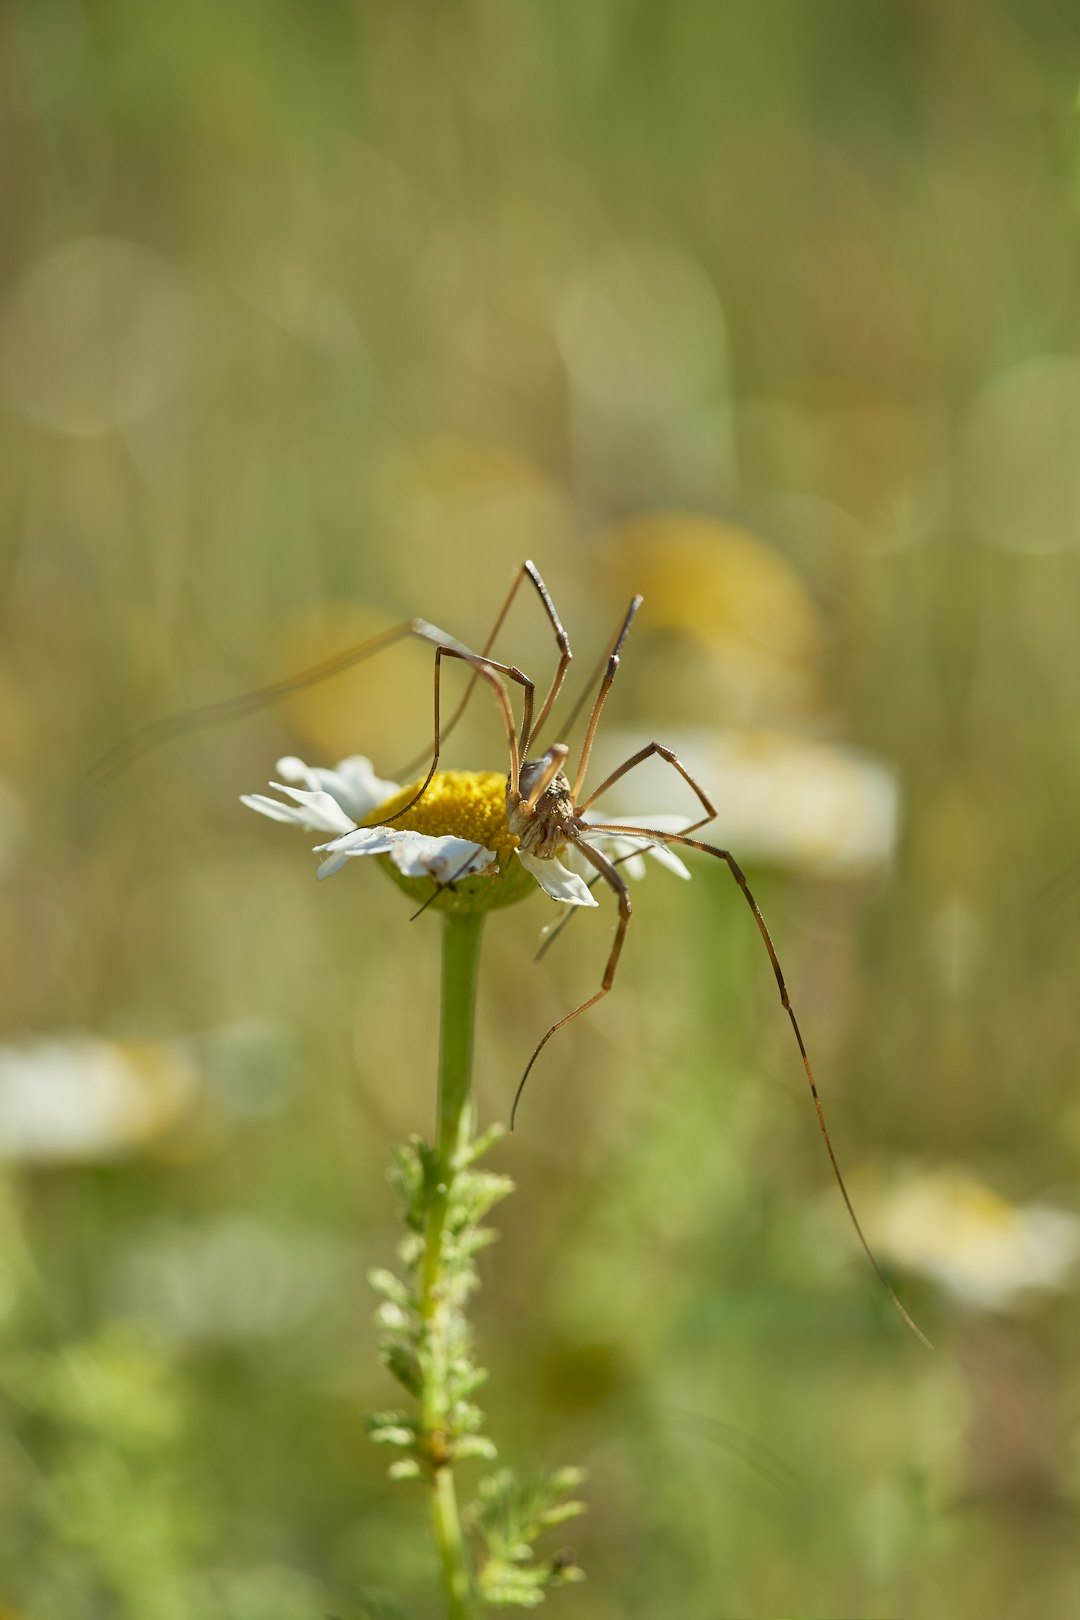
[577,738,717,836]
[385,637,535,823]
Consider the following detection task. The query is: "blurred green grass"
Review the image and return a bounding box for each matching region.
[3,2,1080,1616]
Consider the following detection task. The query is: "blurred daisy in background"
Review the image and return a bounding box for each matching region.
[0,1036,199,1166]
[0,1024,296,1167]
[595,725,898,876]
[841,1165,1080,1313]
[590,512,898,875]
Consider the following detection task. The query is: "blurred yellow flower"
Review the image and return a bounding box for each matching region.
[599,512,825,723]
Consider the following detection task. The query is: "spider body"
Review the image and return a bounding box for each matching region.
[509,752,581,858]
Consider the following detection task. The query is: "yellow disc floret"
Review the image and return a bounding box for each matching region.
[368,770,534,914]
[370,771,514,860]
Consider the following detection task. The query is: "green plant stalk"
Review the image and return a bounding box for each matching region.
[420,909,485,1620]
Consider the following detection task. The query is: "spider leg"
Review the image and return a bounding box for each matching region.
[398,560,572,774]
[534,741,714,961]
[384,637,534,823]
[521,562,573,751]
[408,842,495,922]
[578,740,717,836]
[80,620,422,796]
[582,821,932,1350]
[534,846,643,962]
[511,838,631,1129]
[83,560,568,799]
[570,596,642,802]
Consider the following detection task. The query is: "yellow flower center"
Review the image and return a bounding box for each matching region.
[370,770,514,856]
[368,770,533,914]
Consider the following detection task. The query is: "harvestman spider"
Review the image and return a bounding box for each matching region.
[85,561,930,1348]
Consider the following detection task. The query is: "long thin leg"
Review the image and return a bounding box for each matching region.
[570,596,642,802]
[534,845,642,963]
[384,639,534,824]
[578,740,717,837]
[510,839,631,1129]
[533,741,716,964]
[583,822,932,1350]
[520,563,573,752]
[408,841,496,922]
[532,739,717,962]
[398,560,572,774]
[553,643,607,746]
[84,560,570,798]
[80,620,423,796]
[404,740,564,922]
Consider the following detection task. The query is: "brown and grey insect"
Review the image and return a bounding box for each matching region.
[86,560,931,1348]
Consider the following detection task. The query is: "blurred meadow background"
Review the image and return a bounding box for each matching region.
[3,2,1080,1616]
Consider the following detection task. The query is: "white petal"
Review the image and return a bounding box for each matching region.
[642,841,691,879]
[387,832,496,883]
[316,852,352,880]
[314,825,496,885]
[274,756,321,790]
[314,826,403,859]
[240,789,355,835]
[620,851,649,881]
[275,754,399,822]
[268,782,359,833]
[572,834,646,881]
[314,831,392,884]
[516,849,599,906]
[241,791,312,827]
[582,816,691,880]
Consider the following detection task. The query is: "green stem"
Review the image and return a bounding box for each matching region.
[420,909,485,1620]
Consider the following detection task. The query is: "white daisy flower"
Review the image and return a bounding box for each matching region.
[241,754,688,908]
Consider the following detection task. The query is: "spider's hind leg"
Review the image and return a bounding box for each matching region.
[511,838,631,1128]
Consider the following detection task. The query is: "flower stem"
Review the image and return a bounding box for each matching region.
[420,909,485,1620]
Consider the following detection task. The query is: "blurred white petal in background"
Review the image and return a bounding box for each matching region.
[0,1036,198,1165]
[0,1023,296,1166]
[595,726,899,875]
[861,1165,1080,1312]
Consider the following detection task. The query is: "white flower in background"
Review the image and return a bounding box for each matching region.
[0,1036,197,1165]
[855,1165,1080,1312]
[0,1025,299,1167]
[241,753,688,903]
[595,726,899,875]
